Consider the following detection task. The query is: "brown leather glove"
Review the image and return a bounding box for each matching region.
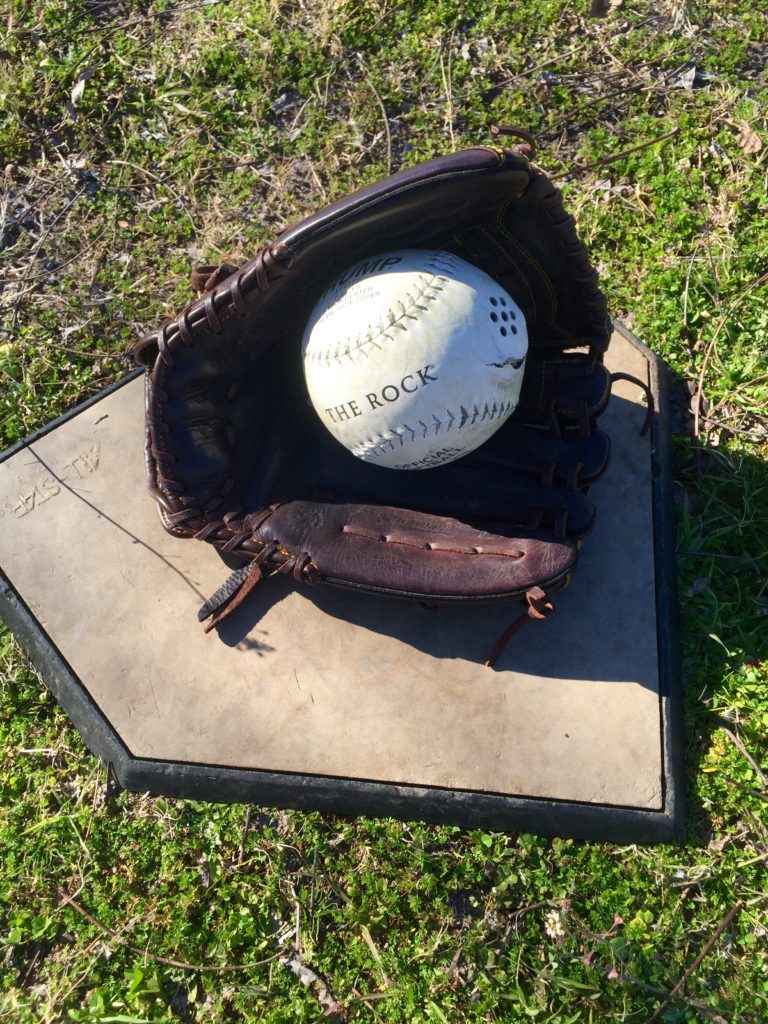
[134,132,615,664]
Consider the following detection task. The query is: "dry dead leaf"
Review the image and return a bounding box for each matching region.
[70,66,96,107]
[71,78,86,106]
[737,127,763,154]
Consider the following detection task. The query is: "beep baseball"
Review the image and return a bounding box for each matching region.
[301,249,528,470]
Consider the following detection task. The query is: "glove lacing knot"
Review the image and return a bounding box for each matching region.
[484,587,554,669]
[610,372,654,436]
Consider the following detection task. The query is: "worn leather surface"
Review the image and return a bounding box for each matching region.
[248,503,576,599]
[136,141,613,609]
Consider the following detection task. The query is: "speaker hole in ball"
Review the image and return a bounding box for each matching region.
[500,296,507,306]
[512,325,518,334]
[500,327,508,337]
[490,312,498,322]
[501,311,509,322]
[490,297,498,307]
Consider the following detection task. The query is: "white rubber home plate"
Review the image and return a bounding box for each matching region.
[0,327,681,840]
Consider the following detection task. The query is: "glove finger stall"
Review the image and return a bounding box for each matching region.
[248,501,577,602]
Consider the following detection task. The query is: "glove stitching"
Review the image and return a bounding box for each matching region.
[293,161,520,249]
[498,181,609,349]
[493,205,568,340]
[452,224,538,317]
[537,183,610,345]
[159,507,195,538]
[137,243,294,367]
[257,542,319,580]
[340,527,525,560]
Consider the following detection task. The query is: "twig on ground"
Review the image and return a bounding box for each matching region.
[645,902,743,1024]
[722,774,768,803]
[564,129,678,179]
[308,847,318,925]
[58,889,287,973]
[698,414,767,441]
[708,372,768,419]
[279,949,344,1021]
[714,718,768,788]
[568,80,653,122]
[0,225,110,286]
[623,974,731,1018]
[439,30,456,152]
[346,988,400,1003]
[108,159,198,235]
[487,43,588,92]
[511,900,548,919]
[703,234,728,333]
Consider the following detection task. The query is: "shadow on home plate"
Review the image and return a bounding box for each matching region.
[211,387,658,688]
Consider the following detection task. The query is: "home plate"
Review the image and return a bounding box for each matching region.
[0,323,683,842]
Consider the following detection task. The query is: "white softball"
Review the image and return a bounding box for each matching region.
[301,249,528,470]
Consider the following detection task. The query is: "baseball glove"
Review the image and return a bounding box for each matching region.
[134,129,637,666]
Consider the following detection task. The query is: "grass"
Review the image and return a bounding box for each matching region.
[1,0,767,1020]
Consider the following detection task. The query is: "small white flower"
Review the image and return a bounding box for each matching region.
[545,909,566,941]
